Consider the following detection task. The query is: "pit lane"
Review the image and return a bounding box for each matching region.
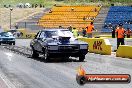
[0,39,132,88]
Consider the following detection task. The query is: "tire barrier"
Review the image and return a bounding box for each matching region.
[78,37,112,55]
[116,45,132,59]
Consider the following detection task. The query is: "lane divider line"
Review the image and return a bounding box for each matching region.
[0,71,16,88]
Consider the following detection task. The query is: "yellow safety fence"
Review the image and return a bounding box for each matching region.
[78,37,112,55]
[116,45,132,59]
[4,29,36,39]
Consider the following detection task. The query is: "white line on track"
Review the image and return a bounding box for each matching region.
[0,71,16,88]
[4,52,13,61]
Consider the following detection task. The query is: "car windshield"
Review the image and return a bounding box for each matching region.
[0,32,13,37]
[45,31,58,38]
[44,30,75,39]
[58,30,75,38]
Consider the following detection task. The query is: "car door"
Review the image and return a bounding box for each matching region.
[33,31,46,52]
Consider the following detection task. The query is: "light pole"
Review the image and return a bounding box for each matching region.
[10,8,13,29]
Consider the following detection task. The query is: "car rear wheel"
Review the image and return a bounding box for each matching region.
[32,48,39,58]
[79,55,85,62]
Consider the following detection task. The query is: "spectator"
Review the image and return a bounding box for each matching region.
[86,22,95,38]
[71,8,74,11]
[35,4,38,8]
[112,25,117,38]
[126,28,132,38]
[17,31,21,38]
[15,24,18,29]
[17,3,24,8]
[25,3,31,8]
[82,28,86,37]
[40,4,42,8]
[104,23,108,28]
[115,24,126,49]
[9,5,11,8]
[72,28,78,38]
[49,10,52,13]
[83,16,86,21]
[109,23,112,29]
[67,25,72,32]
[94,8,97,12]
[59,26,63,29]
[20,32,23,38]
[4,5,7,8]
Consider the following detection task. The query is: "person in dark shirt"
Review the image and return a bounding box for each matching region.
[126,28,132,38]
[82,28,86,37]
[112,25,117,38]
[67,25,72,32]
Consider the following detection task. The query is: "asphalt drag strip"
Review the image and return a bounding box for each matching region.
[0,45,132,88]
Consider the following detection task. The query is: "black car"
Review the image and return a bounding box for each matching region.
[30,29,88,61]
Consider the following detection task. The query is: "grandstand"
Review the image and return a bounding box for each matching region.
[38,5,101,30]
[102,6,132,32]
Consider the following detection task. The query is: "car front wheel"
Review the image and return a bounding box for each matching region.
[32,48,39,58]
[43,48,50,62]
[12,42,15,45]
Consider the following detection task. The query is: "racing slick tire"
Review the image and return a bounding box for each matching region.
[43,48,50,62]
[79,55,85,62]
[32,48,39,58]
[12,42,15,45]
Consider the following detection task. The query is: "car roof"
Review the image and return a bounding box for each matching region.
[0,32,13,35]
[40,29,69,32]
[0,32,8,34]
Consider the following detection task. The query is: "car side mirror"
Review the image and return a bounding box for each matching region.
[34,35,37,39]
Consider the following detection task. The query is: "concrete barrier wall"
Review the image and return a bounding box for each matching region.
[116,45,132,59]
[78,37,111,55]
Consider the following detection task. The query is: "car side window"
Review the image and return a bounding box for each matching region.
[36,32,41,39]
[39,32,46,38]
